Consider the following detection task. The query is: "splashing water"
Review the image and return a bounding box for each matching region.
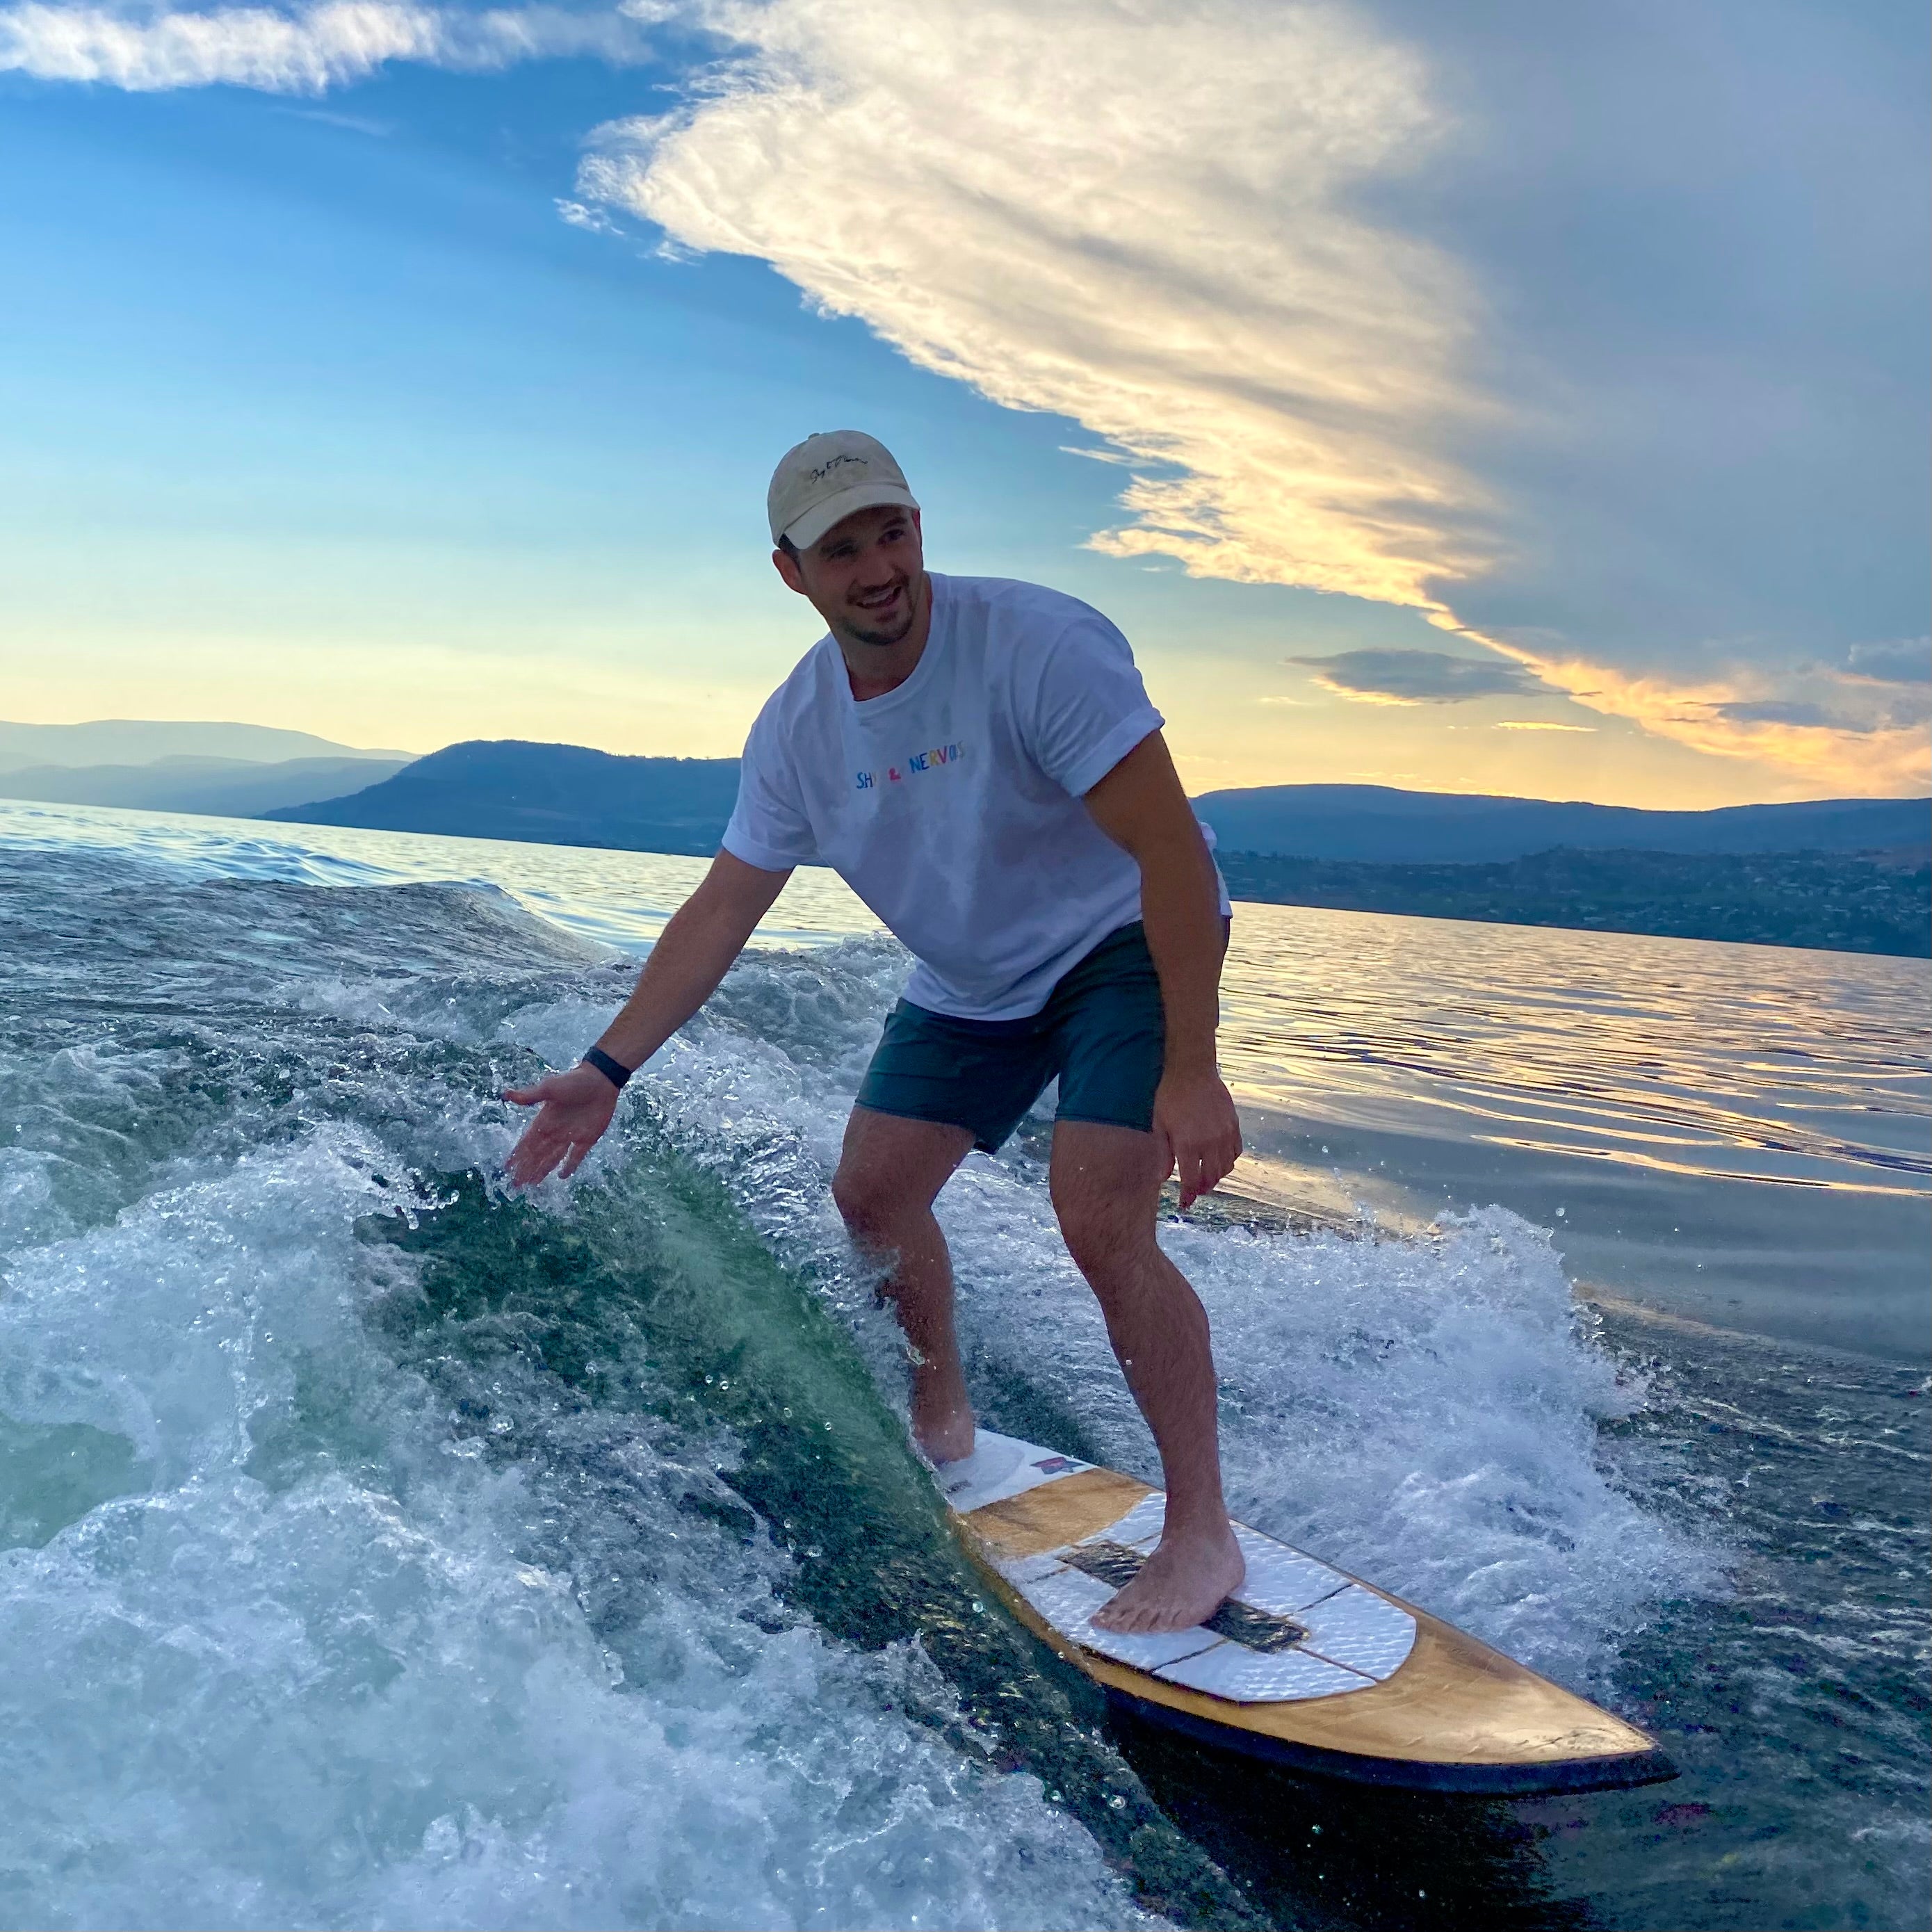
[0,802,1924,1931]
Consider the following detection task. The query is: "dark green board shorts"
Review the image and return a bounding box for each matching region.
[857,920,1170,1153]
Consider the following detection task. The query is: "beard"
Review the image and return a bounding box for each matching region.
[840,577,920,649]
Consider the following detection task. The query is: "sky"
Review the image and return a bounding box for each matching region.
[1,0,1926,805]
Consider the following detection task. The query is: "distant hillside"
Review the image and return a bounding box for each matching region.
[1192,784,1929,863]
[263,740,740,855]
[1216,847,1931,957]
[257,739,1932,954]
[0,719,411,771]
[0,754,412,817]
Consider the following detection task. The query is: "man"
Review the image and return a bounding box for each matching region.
[505,431,1244,1634]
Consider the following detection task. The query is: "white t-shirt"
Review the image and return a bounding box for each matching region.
[722,573,1222,1020]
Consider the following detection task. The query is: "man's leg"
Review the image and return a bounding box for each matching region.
[1050,1119,1244,1634]
[831,1105,977,1463]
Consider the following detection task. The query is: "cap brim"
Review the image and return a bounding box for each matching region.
[779,481,920,551]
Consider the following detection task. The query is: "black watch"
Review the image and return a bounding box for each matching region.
[582,1046,635,1091]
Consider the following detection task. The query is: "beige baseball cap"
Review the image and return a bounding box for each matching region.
[768,430,919,551]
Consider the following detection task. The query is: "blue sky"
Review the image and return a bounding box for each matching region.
[1,0,1925,804]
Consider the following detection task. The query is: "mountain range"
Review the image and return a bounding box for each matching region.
[0,720,413,819]
[261,740,744,855]
[0,720,411,770]
[0,754,413,818]
[256,740,1929,956]
[262,738,1927,866]
[8,728,1925,955]
[1188,784,1931,863]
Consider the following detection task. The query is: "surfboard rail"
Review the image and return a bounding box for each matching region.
[947,1440,1676,1797]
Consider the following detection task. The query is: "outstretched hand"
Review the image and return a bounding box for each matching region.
[502,1062,622,1188]
[1153,1069,1243,1211]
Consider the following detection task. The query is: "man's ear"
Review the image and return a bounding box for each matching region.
[772,546,808,594]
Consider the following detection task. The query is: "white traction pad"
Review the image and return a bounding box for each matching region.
[945,1430,1416,1705]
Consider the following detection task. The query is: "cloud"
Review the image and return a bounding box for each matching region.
[1846,638,1930,686]
[287,102,392,131]
[581,0,1493,610]
[1286,647,1544,706]
[576,0,1924,796]
[1493,720,1593,732]
[0,0,646,92]
[1714,699,1840,730]
[17,0,1919,796]
[554,195,621,234]
[1470,637,1931,793]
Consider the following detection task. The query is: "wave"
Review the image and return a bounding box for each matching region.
[0,841,1724,1927]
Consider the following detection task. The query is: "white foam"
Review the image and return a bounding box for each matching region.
[0,824,1726,1924]
[0,1122,1155,1930]
[1294,1584,1418,1679]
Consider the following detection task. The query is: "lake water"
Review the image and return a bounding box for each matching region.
[1,799,1926,1932]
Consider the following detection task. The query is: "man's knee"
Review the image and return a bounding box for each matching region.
[832,1153,941,1247]
[831,1159,893,1240]
[834,1112,971,1242]
[1051,1123,1161,1281]
[1052,1178,1155,1283]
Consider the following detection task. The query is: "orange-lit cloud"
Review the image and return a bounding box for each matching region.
[583,0,1925,799]
[583,0,1491,612]
[1463,630,1932,793]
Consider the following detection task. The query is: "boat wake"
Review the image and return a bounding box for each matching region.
[0,831,1834,1929]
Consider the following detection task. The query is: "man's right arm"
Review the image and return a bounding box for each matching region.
[502,850,791,1187]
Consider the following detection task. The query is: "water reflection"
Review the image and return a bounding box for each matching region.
[1219,904,1929,1196]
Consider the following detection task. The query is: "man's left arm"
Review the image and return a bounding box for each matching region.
[1082,731,1243,1208]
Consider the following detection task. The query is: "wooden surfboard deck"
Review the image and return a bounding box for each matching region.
[941,1431,1675,1795]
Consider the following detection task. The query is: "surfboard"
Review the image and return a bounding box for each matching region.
[939,1429,1675,1795]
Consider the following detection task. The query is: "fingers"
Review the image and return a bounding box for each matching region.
[1183,1101,1243,1208]
[1172,1123,1240,1210]
[505,1117,570,1188]
[1175,1144,1208,1210]
[504,1098,612,1187]
[1203,1126,1241,1196]
[505,1141,558,1188]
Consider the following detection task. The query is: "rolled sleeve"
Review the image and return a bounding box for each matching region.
[1060,705,1164,798]
[722,706,820,870]
[1024,614,1166,797]
[720,822,811,872]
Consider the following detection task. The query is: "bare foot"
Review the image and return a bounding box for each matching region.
[913,1396,976,1466]
[1091,1522,1244,1634]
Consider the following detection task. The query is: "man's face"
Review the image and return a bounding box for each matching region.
[774,504,925,648]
